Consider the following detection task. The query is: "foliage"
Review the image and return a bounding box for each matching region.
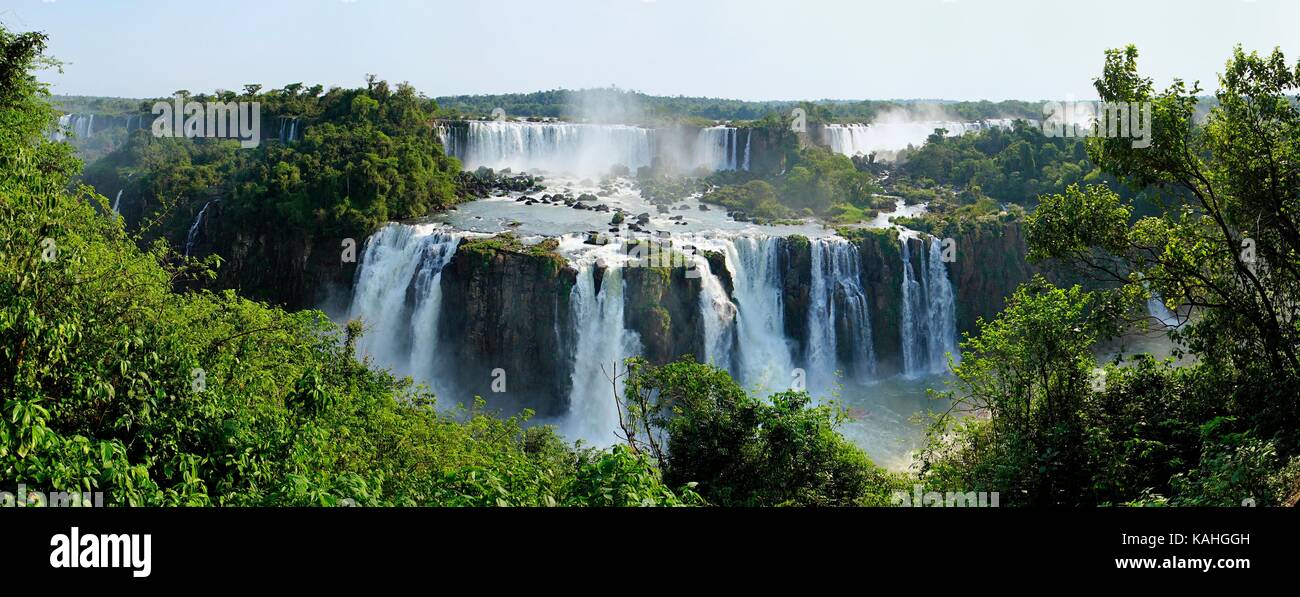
[924,45,1300,507]
[700,146,884,223]
[1,24,691,508]
[79,78,464,304]
[617,357,904,506]
[434,87,1042,126]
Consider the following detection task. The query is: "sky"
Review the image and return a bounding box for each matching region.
[1,0,1295,101]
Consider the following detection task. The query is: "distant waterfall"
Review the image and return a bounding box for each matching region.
[901,237,958,376]
[347,224,462,397]
[806,239,876,387]
[741,130,752,171]
[79,114,95,138]
[1147,294,1181,328]
[278,117,300,143]
[111,190,123,214]
[693,127,750,172]
[52,113,151,142]
[451,121,655,175]
[563,264,640,446]
[824,119,1017,157]
[184,200,215,257]
[436,124,457,157]
[50,114,73,141]
[53,114,96,140]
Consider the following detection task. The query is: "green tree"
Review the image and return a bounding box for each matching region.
[618,357,902,506]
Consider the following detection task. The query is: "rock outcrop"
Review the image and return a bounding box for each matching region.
[436,237,578,417]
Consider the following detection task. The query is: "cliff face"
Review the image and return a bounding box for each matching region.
[221,227,358,310]
[187,214,1035,416]
[948,222,1036,337]
[417,226,1034,418]
[624,265,706,365]
[858,231,906,376]
[779,236,813,359]
[165,199,358,310]
[436,238,577,417]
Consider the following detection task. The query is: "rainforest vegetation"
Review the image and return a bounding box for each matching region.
[433,87,1042,125]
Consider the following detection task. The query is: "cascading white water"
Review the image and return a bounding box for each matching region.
[278,117,300,143]
[741,129,752,171]
[900,237,958,376]
[342,215,963,467]
[806,238,876,390]
[51,114,72,141]
[923,237,958,371]
[721,236,795,391]
[453,121,655,175]
[563,263,641,446]
[693,126,749,172]
[694,251,738,371]
[346,224,462,398]
[1147,294,1180,328]
[806,242,836,387]
[111,190,123,214]
[901,240,920,374]
[436,124,456,157]
[184,200,214,257]
[824,120,1017,157]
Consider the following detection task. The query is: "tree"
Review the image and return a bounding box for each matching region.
[617,357,902,506]
[1030,45,1300,435]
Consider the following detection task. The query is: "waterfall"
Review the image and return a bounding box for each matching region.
[51,114,72,141]
[824,120,1016,157]
[454,121,654,175]
[1147,294,1181,328]
[184,200,214,257]
[694,252,738,371]
[806,239,876,389]
[900,237,958,376]
[347,224,462,397]
[279,117,299,143]
[721,236,795,391]
[341,221,964,449]
[924,237,958,371]
[694,126,746,172]
[741,129,752,171]
[563,264,640,446]
[111,190,123,214]
[436,124,456,157]
[806,242,836,386]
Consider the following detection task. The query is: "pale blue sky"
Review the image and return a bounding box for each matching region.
[2,0,1295,101]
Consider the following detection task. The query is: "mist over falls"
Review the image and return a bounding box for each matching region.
[437,121,754,176]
